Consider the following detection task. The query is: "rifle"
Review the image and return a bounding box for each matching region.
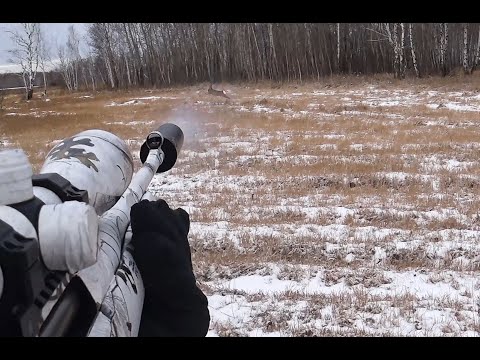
[0,123,184,337]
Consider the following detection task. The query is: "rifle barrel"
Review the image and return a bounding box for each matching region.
[76,149,164,306]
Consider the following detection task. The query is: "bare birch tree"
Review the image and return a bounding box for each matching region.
[7,23,42,100]
[408,23,420,77]
[399,23,406,78]
[474,25,480,72]
[38,25,50,96]
[57,45,74,91]
[438,23,449,76]
[336,23,341,72]
[462,23,474,74]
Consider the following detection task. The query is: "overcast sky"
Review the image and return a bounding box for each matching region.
[0,23,88,65]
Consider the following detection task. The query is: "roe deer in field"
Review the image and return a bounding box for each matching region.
[208,83,230,99]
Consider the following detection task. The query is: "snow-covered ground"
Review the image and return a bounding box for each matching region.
[3,82,480,336]
[139,85,480,336]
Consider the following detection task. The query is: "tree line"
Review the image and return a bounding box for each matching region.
[8,23,480,96]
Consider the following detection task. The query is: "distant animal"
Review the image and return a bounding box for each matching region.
[208,83,230,99]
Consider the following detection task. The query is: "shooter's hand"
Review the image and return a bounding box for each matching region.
[130,199,210,337]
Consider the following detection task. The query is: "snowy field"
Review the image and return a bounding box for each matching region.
[2,81,480,336]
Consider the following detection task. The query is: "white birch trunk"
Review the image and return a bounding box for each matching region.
[409,23,420,77]
[463,23,470,74]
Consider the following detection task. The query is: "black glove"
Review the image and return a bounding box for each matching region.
[130,199,210,337]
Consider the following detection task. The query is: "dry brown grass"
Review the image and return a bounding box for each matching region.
[0,88,188,171]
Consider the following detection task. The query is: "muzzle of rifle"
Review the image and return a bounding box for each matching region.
[139,123,184,173]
